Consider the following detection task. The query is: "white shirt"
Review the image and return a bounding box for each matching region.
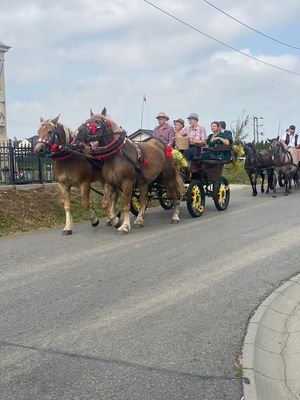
[281,132,296,147]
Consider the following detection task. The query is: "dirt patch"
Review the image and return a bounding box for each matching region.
[0,185,105,236]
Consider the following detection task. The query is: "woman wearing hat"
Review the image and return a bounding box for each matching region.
[152,112,175,147]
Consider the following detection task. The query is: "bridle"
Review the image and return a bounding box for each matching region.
[79,116,113,143]
[37,122,60,149]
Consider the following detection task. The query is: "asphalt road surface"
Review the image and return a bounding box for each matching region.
[1,187,300,400]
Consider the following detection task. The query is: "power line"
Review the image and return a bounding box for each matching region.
[201,0,300,51]
[143,0,300,76]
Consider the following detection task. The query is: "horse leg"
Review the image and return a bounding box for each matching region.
[58,182,73,235]
[80,181,99,227]
[272,171,277,198]
[284,174,289,195]
[248,172,257,196]
[134,183,148,227]
[165,172,183,224]
[106,189,121,227]
[102,183,120,227]
[288,174,292,193]
[253,172,258,196]
[117,182,133,234]
[260,172,265,193]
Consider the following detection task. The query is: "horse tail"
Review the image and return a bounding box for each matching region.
[174,164,185,197]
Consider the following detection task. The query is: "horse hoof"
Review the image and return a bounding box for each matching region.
[261,189,264,193]
[92,219,99,227]
[62,230,72,235]
[133,223,144,228]
[115,219,123,229]
[171,219,180,224]
[272,194,277,198]
[118,228,129,235]
[284,192,289,196]
[106,220,112,226]
[252,193,257,197]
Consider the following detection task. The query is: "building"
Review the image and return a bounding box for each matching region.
[128,129,153,142]
[17,135,38,148]
[0,41,10,143]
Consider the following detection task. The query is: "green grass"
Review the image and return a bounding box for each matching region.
[223,161,249,185]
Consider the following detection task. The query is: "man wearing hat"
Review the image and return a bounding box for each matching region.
[182,113,207,161]
[152,112,175,147]
[280,125,299,149]
[280,124,299,167]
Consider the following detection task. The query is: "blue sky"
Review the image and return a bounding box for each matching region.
[1,0,300,140]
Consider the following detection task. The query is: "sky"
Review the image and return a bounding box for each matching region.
[0,0,300,141]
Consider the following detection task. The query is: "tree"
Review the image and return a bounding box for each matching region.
[230,110,250,145]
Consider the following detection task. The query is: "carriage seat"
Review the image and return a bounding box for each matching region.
[193,145,233,163]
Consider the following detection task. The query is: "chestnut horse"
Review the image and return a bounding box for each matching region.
[77,108,184,234]
[35,115,105,235]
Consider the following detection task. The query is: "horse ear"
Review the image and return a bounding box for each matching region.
[101,107,107,116]
[40,117,44,123]
[267,138,271,143]
[90,109,94,117]
[51,114,60,125]
[276,135,279,141]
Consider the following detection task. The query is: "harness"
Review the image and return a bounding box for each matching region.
[80,119,149,174]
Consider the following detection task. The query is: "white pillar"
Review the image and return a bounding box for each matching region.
[0,41,10,144]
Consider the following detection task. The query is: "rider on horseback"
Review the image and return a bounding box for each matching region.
[279,125,299,168]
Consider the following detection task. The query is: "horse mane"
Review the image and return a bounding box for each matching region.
[93,113,123,133]
[39,118,74,145]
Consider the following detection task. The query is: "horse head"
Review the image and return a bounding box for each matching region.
[243,142,257,165]
[35,115,72,157]
[77,107,122,146]
[268,138,282,159]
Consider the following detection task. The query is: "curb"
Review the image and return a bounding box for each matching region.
[242,273,300,400]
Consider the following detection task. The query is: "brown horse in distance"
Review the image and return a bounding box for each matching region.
[268,138,298,197]
[35,115,105,235]
[77,108,184,234]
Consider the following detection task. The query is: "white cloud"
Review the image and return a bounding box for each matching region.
[0,0,299,139]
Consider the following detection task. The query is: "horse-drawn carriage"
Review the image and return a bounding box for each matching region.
[35,110,232,235]
[130,145,232,218]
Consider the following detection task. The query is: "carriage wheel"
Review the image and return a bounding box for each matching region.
[130,189,140,216]
[213,177,230,211]
[186,180,205,218]
[158,188,174,210]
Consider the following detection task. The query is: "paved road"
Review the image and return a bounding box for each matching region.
[1,187,300,400]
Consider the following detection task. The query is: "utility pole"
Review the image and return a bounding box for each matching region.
[253,115,264,144]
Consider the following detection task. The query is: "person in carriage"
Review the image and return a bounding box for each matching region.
[180,113,207,162]
[219,120,233,145]
[201,121,231,161]
[152,112,175,147]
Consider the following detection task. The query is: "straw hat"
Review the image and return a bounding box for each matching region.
[173,118,185,127]
[156,112,169,121]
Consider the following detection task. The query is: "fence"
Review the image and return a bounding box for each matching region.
[0,140,54,185]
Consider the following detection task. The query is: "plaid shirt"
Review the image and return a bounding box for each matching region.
[182,124,207,142]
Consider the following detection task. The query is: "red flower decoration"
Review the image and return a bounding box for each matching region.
[143,159,149,166]
[166,146,172,158]
[106,120,112,127]
[51,143,58,151]
[89,123,97,133]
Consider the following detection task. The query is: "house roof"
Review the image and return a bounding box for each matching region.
[17,135,38,146]
[129,129,153,139]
